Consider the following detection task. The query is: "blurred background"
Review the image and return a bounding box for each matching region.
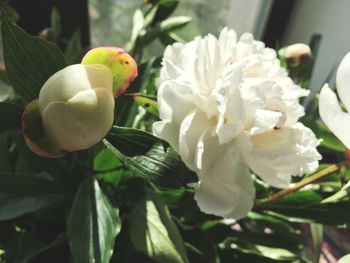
[2,0,350,99]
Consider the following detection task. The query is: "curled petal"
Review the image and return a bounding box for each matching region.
[319,84,350,149]
[239,123,321,188]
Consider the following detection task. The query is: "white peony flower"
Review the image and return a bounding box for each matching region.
[319,52,350,149]
[39,64,115,152]
[153,28,321,219]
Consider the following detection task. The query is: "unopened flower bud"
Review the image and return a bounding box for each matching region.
[82,47,138,97]
[38,64,115,152]
[282,43,312,68]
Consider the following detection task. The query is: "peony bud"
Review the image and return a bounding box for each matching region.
[38,64,115,152]
[282,43,312,68]
[82,47,138,97]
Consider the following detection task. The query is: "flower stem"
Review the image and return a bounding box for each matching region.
[267,164,341,203]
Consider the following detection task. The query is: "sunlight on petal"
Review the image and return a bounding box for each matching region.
[319,84,350,149]
[336,52,350,112]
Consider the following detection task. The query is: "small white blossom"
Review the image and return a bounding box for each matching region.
[153,28,321,219]
[319,52,350,149]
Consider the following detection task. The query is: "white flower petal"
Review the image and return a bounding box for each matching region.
[42,88,114,151]
[218,27,237,65]
[336,52,350,111]
[179,110,213,171]
[249,109,283,135]
[319,84,350,149]
[194,132,255,219]
[157,81,194,123]
[152,121,180,152]
[239,123,321,188]
[213,63,244,144]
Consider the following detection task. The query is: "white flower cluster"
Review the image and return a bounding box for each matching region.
[153,28,321,219]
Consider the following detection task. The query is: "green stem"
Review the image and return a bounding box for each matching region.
[266,164,341,203]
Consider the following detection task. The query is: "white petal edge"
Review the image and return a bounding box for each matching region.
[336,52,350,112]
[319,84,350,149]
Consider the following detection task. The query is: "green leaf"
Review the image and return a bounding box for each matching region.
[133,94,159,117]
[159,16,191,32]
[257,202,350,225]
[50,8,61,42]
[247,212,299,238]
[107,126,163,156]
[65,29,84,64]
[5,232,66,263]
[67,177,121,263]
[130,9,145,44]
[140,16,191,47]
[321,180,350,203]
[93,146,130,185]
[0,102,24,133]
[106,126,195,189]
[250,245,297,261]
[14,135,74,181]
[0,174,71,221]
[159,32,185,46]
[270,190,323,206]
[1,15,67,101]
[153,0,179,24]
[309,224,323,263]
[129,193,189,263]
[105,140,195,189]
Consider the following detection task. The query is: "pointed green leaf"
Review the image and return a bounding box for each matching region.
[310,224,323,263]
[257,202,350,225]
[106,126,196,188]
[140,16,191,47]
[5,232,65,263]
[129,193,189,263]
[321,180,350,203]
[0,174,71,221]
[107,126,162,156]
[67,177,121,263]
[1,15,67,101]
[93,146,130,185]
